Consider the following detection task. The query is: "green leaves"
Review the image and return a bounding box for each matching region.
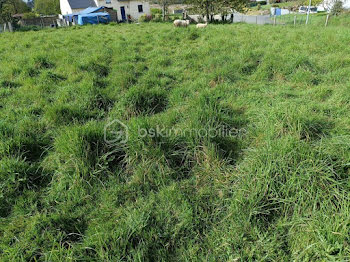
[185,0,249,21]
[0,0,30,23]
[34,0,60,15]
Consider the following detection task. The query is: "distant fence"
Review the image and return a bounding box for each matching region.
[232,14,274,25]
[188,13,336,26]
[189,13,277,25]
[19,16,58,27]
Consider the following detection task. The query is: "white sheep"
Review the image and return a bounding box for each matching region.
[174,20,190,27]
[196,23,208,28]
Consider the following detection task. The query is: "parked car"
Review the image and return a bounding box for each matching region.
[299,6,318,13]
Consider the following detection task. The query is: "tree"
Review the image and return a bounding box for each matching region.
[222,0,249,13]
[186,0,249,22]
[34,0,60,15]
[152,0,177,21]
[0,0,30,23]
[186,0,212,22]
[300,0,323,6]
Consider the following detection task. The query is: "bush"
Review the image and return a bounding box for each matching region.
[16,25,41,32]
[153,14,163,22]
[331,1,344,15]
[139,14,153,22]
[168,15,182,21]
[151,8,162,15]
[22,12,37,19]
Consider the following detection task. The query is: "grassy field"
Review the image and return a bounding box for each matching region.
[1,22,350,261]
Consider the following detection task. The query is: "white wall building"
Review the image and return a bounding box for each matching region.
[95,0,150,21]
[60,0,98,15]
[60,0,150,21]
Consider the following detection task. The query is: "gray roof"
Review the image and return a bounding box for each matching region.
[68,0,97,9]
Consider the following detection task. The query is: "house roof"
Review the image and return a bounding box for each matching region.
[67,0,97,9]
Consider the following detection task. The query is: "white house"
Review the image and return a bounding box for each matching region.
[60,0,151,21]
[96,0,150,21]
[60,0,98,15]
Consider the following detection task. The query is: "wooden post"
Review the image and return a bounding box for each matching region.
[325,14,329,27]
[294,15,296,26]
[273,15,276,25]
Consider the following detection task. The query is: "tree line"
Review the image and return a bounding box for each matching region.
[0,0,29,22]
[153,0,249,22]
[0,0,59,23]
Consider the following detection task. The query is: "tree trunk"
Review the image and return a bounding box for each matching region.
[205,0,210,22]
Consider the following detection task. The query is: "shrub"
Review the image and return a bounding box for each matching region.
[153,14,163,22]
[331,1,344,15]
[139,14,153,22]
[151,8,162,15]
[22,12,37,19]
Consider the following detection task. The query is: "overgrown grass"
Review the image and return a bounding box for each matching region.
[1,22,350,261]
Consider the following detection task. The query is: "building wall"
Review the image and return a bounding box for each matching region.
[95,0,150,21]
[60,0,73,15]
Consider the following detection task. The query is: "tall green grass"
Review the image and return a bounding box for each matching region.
[1,23,350,261]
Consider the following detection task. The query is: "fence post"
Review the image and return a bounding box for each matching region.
[325,14,329,27]
[256,15,258,24]
[293,15,296,26]
[273,15,276,25]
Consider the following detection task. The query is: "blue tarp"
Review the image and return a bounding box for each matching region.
[78,7,103,15]
[63,6,104,22]
[77,12,110,25]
